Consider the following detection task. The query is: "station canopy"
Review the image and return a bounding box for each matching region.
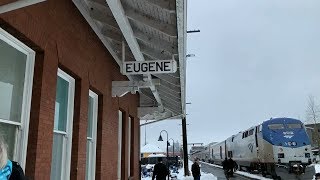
[0,0,186,125]
[72,0,187,124]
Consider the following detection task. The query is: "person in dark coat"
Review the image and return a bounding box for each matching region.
[191,158,201,180]
[222,157,237,179]
[152,157,169,180]
[227,157,238,172]
[222,158,228,170]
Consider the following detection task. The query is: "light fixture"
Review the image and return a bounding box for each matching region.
[158,135,163,141]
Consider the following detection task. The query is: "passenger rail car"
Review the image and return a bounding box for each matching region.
[191,118,315,179]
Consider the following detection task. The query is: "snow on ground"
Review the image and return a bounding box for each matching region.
[141,160,218,180]
[315,164,320,172]
[311,164,320,180]
[142,162,320,180]
[201,161,272,180]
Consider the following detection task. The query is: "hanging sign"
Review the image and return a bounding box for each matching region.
[122,60,177,75]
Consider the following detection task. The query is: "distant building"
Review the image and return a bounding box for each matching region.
[141,144,165,158]
[189,145,205,154]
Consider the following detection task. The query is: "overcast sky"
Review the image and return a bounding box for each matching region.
[140,0,320,151]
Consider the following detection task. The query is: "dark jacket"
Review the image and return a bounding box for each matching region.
[222,158,228,170]
[227,158,237,170]
[152,162,169,180]
[191,162,200,177]
[9,161,26,180]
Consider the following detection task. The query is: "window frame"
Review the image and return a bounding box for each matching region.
[51,69,75,180]
[128,116,132,178]
[0,27,35,170]
[117,110,123,180]
[86,90,98,180]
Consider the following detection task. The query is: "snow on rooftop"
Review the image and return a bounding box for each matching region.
[148,154,166,157]
[141,144,164,153]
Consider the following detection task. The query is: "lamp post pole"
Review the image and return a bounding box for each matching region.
[159,130,169,158]
[158,130,169,180]
[169,138,175,157]
[182,117,189,176]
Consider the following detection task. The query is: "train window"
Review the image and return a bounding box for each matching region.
[249,129,254,136]
[268,124,284,130]
[228,151,233,158]
[287,123,302,129]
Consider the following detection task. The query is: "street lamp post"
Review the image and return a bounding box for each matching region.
[158,130,169,180]
[168,138,175,157]
[158,130,169,158]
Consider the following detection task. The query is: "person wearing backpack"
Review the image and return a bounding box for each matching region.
[0,137,26,180]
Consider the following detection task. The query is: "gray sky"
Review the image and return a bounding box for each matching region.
[141,0,320,151]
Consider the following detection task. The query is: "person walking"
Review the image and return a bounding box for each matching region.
[191,158,201,180]
[0,137,26,180]
[152,157,169,180]
[227,157,238,175]
[222,157,235,179]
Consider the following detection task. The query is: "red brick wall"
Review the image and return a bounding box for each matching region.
[0,0,140,179]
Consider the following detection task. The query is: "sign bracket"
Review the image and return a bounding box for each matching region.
[112,79,160,97]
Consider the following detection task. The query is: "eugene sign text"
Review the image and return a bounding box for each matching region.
[122,60,177,75]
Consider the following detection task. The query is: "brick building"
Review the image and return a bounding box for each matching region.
[0,0,186,180]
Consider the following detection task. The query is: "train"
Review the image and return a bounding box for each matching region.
[190,117,315,179]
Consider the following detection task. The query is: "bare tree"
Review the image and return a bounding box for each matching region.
[306,95,320,148]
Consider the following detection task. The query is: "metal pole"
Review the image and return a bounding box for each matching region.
[173,142,175,157]
[144,121,147,145]
[182,117,189,176]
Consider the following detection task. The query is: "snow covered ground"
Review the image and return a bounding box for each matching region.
[141,160,217,180]
[142,162,320,180]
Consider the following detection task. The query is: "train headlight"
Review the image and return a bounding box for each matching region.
[305,153,310,158]
[278,153,284,158]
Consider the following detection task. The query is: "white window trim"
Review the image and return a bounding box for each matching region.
[53,69,75,180]
[128,116,132,178]
[0,27,35,170]
[117,110,123,180]
[86,90,98,180]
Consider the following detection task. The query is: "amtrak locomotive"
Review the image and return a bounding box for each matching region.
[191,118,315,179]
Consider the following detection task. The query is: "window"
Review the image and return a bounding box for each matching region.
[128,116,134,178]
[245,131,248,137]
[268,124,284,130]
[287,123,302,129]
[50,69,75,180]
[86,91,98,180]
[117,110,123,180]
[249,129,254,136]
[228,151,233,158]
[211,149,214,158]
[0,27,35,169]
